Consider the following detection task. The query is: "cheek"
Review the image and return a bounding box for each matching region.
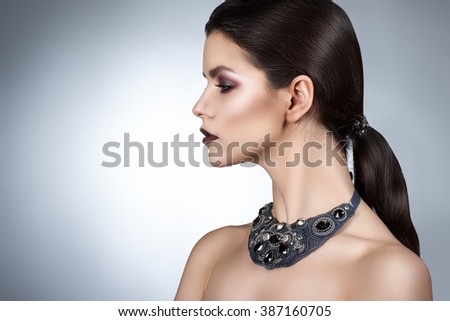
[222,91,281,142]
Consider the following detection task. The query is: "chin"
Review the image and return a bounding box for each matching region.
[206,155,249,168]
[206,156,229,168]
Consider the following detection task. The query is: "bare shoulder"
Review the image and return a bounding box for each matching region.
[174,224,249,300]
[352,242,432,300]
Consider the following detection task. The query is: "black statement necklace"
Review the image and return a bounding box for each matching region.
[248,190,361,270]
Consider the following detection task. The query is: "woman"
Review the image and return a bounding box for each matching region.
[175,0,432,300]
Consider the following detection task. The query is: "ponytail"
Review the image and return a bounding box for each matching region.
[352,127,420,256]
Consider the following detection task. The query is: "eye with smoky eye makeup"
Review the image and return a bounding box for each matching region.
[202,65,240,94]
[215,76,236,94]
[215,82,234,93]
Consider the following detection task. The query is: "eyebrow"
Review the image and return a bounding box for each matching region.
[202,65,236,79]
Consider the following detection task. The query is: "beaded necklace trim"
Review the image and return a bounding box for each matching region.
[248,190,361,270]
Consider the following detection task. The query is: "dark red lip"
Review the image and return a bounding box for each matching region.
[200,127,219,144]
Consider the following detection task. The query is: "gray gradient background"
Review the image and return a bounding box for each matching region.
[1,0,449,300]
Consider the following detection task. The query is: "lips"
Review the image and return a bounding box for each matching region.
[200,127,219,144]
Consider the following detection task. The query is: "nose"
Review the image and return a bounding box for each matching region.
[192,90,214,119]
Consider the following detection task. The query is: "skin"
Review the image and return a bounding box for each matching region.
[174,31,433,301]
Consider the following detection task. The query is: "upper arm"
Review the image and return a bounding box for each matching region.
[174,227,230,301]
[356,246,433,300]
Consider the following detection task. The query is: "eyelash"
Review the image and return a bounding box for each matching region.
[215,82,234,93]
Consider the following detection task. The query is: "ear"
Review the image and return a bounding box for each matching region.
[285,75,314,124]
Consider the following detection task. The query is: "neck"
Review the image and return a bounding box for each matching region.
[259,131,354,224]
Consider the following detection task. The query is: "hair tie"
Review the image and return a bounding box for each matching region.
[351,116,369,137]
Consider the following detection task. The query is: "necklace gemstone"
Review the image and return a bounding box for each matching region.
[264,251,274,264]
[248,190,361,270]
[333,208,347,220]
[312,217,335,235]
[269,234,280,244]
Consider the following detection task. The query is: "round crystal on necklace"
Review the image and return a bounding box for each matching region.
[297,219,306,227]
[269,234,280,245]
[277,223,284,230]
[262,233,270,241]
[333,208,347,221]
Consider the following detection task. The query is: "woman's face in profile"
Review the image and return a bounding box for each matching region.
[193,31,289,167]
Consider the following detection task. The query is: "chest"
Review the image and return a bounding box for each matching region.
[203,243,356,300]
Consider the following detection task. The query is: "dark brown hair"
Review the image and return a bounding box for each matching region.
[205,0,420,255]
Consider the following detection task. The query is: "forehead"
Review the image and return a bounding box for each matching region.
[203,31,266,80]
